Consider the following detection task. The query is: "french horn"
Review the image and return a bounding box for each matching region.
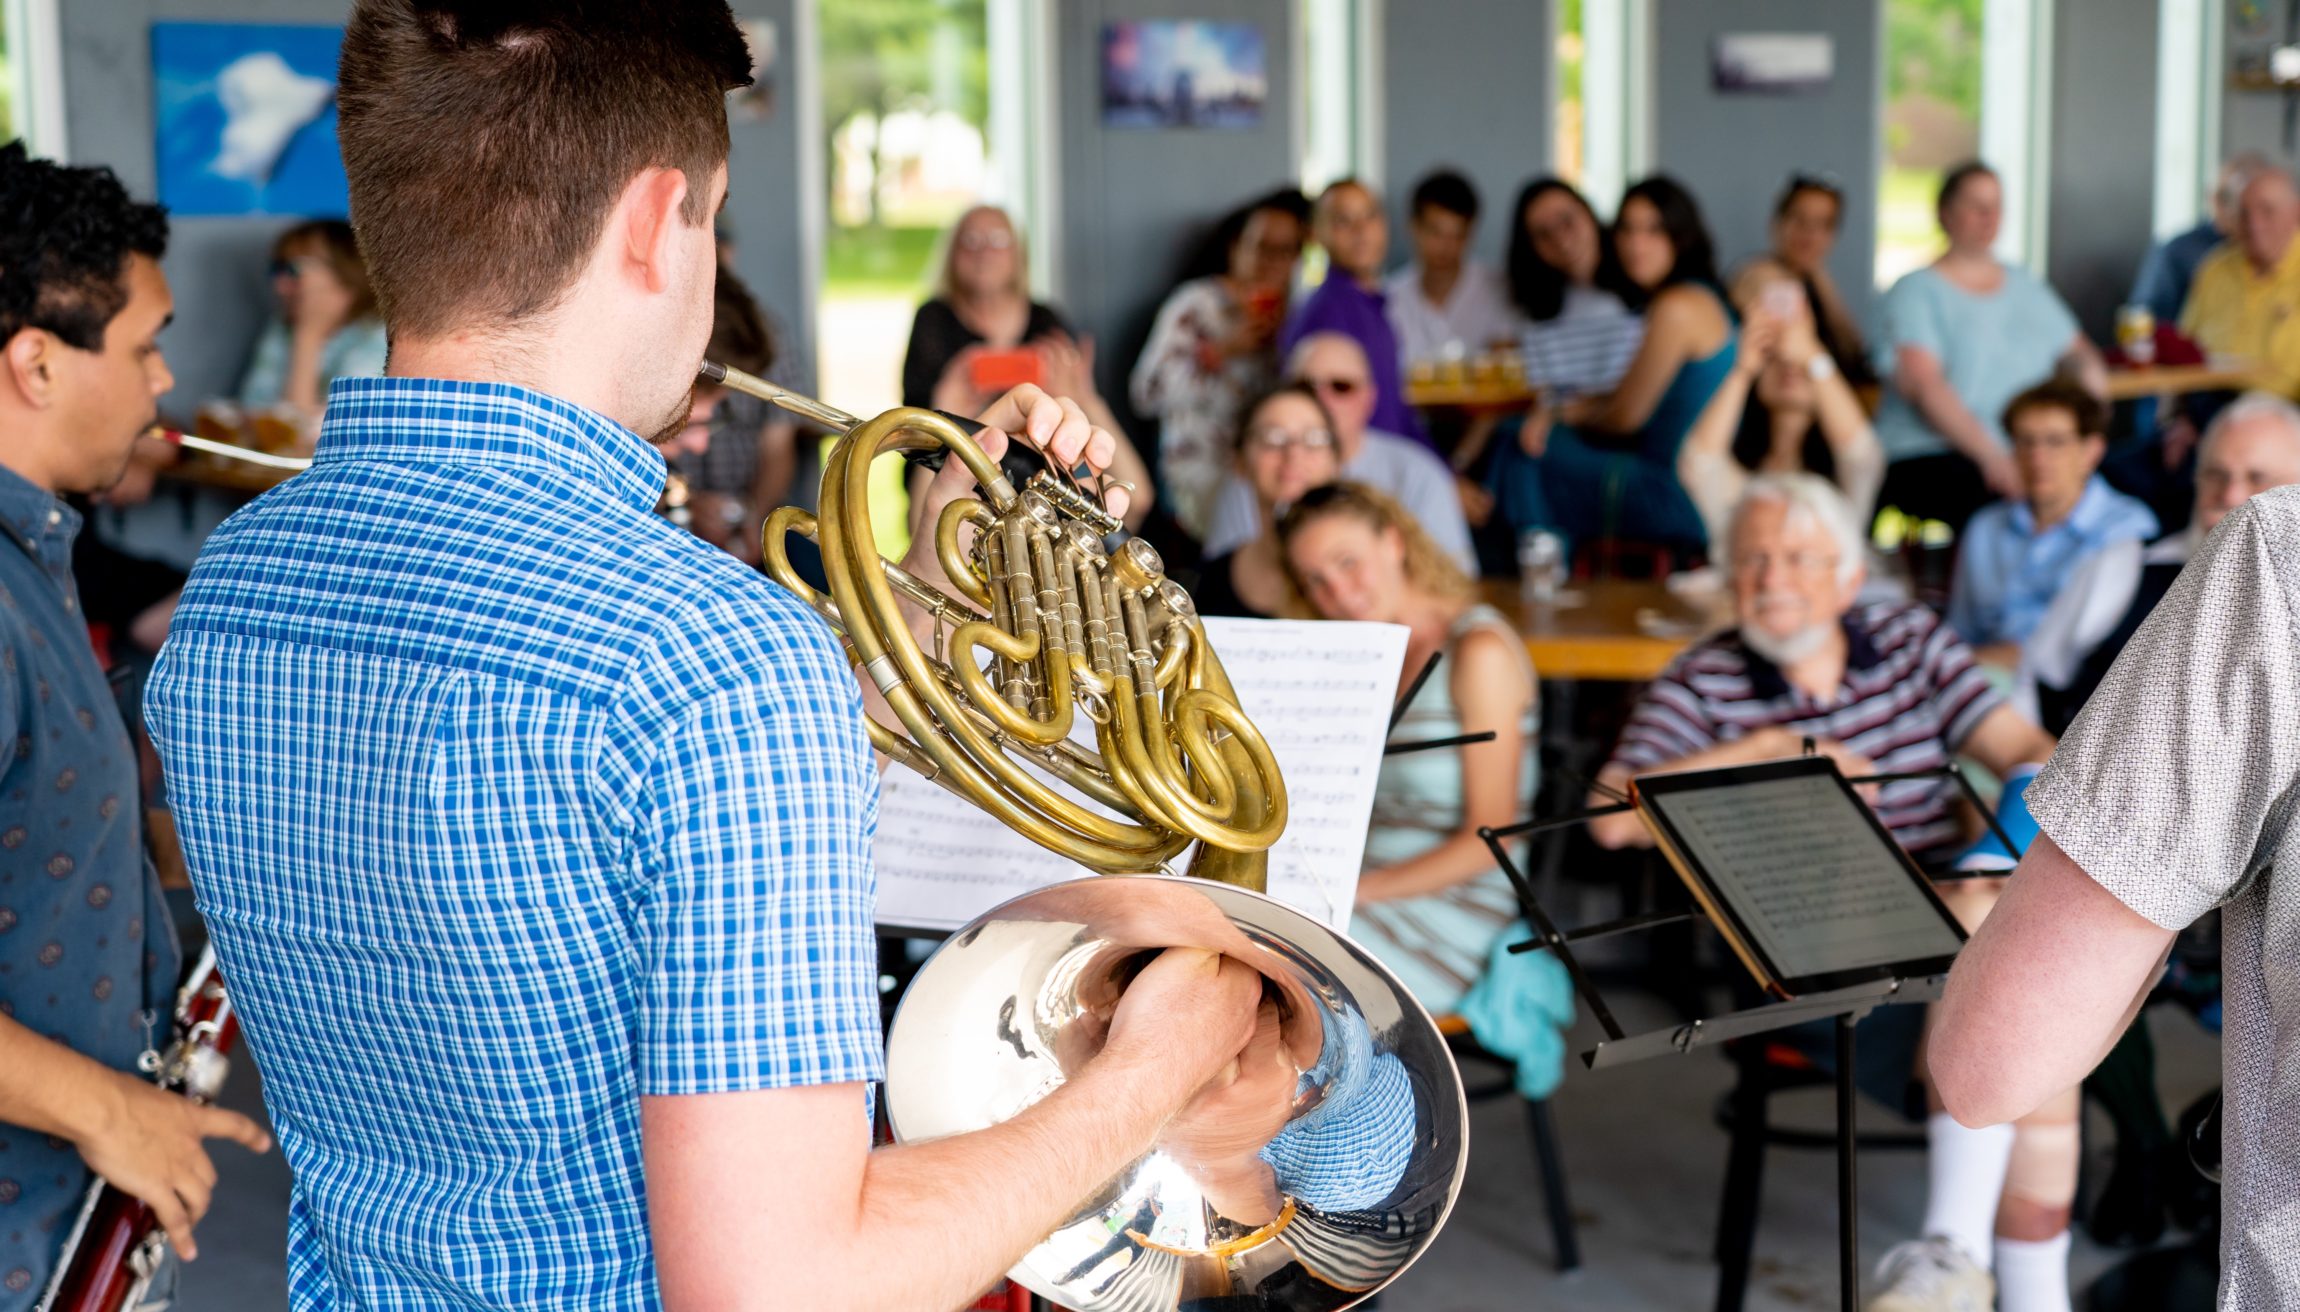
[702,361,1468,1312]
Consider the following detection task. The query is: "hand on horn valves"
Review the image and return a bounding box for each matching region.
[900,384,1129,595]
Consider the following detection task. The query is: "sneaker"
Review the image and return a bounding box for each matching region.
[1867,1237,1995,1312]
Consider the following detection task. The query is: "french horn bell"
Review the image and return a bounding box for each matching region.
[704,360,1468,1311]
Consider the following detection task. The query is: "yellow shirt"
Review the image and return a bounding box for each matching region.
[2180,239,2300,396]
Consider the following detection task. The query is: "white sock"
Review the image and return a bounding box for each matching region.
[1994,1231,2073,1312]
[1921,1113,2015,1271]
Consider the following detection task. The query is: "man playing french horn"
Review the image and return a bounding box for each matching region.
[143,2,1294,1309]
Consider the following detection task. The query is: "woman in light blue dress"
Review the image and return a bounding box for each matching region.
[1276,481,1539,1012]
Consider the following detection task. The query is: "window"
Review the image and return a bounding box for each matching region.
[1877,0,1984,285]
[1298,0,1378,197]
[1554,0,1583,185]
[2,0,62,154]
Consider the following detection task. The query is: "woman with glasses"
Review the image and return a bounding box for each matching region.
[1732,174,1875,386]
[1493,175,1737,555]
[1278,482,1547,1022]
[238,219,388,425]
[1130,188,1312,539]
[1190,383,1344,619]
[1871,162,2108,533]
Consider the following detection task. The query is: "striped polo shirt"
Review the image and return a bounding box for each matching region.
[1606,601,2003,855]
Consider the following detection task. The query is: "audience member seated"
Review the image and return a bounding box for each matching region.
[1131,188,1309,539]
[2022,390,2300,733]
[900,205,1070,410]
[1492,175,1735,555]
[1946,381,2157,660]
[1277,482,1539,1016]
[2179,161,2300,397]
[1730,173,1874,385]
[1191,383,1342,619]
[237,219,388,423]
[1872,162,2106,532]
[1589,475,2068,1312]
[1281,179,1429,447]
[1200,333,1475,571]
[1385,168,1519,367]
[1503,177,1645,397]
[2131,152,2264,325]
[659,269,798,565]
[1679,275,1884,543]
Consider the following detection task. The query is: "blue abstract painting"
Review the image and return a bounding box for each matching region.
[152,22,347,217]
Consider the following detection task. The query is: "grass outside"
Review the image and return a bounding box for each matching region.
[824,223,943,300]
[1875,165,1946,289]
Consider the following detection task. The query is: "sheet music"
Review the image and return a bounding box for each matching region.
[1647,772,1964,983]
[872,617,1408,931]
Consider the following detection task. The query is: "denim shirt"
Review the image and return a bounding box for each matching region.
[0,463,178,1310]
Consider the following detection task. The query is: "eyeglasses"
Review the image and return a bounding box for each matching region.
[270,259,302,279]
[1731,550,1839,578]
[956,231,1014,252]
[1297,375,1363,397]
[1247,426,1336,453]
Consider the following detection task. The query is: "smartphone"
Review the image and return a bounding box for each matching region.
[1760,281,1803,321]
[969,346,1044,393]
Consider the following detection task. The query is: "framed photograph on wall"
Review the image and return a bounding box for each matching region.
[152,22,349,216]
[1101,20,1266,129]
[1711,32,1834,95]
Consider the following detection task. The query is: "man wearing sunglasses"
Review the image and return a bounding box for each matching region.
[1200,332,1475,571]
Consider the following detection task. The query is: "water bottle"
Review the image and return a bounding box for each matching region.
[1517,529,1564,604]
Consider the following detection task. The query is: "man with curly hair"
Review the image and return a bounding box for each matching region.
[0,142,271,1310]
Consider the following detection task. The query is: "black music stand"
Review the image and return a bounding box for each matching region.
[1475,761,2020,1311]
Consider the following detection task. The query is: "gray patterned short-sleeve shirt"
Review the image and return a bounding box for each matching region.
[2027,485,2300,1309]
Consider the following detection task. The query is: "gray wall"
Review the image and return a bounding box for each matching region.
[1379,0,1552,273]
[1650,0,1880,324]
[2044,0,2159,342]
[724,0,812,391]
[1053,0,1298,405]
[62,0,358,411]
[58,0,814,405]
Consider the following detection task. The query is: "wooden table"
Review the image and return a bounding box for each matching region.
[2102,362,2260,402]
[161,457,297,495]
[1406,377,1541,412]
[1482,577,1730,683]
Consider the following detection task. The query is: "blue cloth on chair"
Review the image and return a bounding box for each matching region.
[1461,924,1577,1100]
[1954,763,2043,871]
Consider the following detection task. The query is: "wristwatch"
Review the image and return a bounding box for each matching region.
[1805,352,1837,382]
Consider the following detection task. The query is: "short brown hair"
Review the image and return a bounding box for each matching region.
[2002,378,2107,441]
[338,1,752,339]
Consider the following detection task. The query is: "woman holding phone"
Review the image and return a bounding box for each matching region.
[1677,271,1885,544]
[1131,188,1312,540]
[902,204,1155,529]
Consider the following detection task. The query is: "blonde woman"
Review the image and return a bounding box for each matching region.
[238,218,388,422]
[1277,482,1539,1013]
[901,204,1153,529]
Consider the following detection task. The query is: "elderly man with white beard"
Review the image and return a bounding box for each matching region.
[1589,472,2068,1312]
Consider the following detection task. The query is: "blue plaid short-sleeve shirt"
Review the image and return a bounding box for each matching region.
[144,378,884,1310]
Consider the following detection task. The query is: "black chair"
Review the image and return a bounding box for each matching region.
[1442,1016,1582,1273]
[1710,1039,1926,1312]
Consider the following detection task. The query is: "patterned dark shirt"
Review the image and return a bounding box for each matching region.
[0,463,178,1310]
[1605,601,2003,855]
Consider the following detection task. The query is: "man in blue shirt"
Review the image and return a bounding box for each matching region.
[0,145,272,1310]
[1281,179,1432,447]
[2128,153,2263,325]
[143,5,1268,1310]
[1948,380,2159,661]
